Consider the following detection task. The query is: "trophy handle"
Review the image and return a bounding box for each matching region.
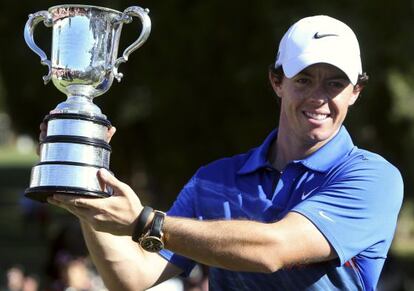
[24,11,53,84]
[113,6,151,82]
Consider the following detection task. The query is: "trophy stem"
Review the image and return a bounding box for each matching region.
[51,95,106,118]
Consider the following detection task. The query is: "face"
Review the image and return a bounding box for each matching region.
[270,63,362,149]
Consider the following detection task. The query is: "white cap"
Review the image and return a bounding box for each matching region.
[275,15,362,85]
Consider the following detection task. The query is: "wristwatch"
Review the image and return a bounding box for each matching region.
[132,206,153,242]
[139,210,166,252]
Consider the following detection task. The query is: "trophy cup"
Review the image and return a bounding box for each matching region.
[23,5,151,202]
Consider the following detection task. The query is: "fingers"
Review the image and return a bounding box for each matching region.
[47,196,90,221]
[39,121,47,132]
[49,194,104,210]
[37,121,48,156]
[39,121,47,141]
[48,194,85,208]
[97,168,129,195]
[107,126,116,143]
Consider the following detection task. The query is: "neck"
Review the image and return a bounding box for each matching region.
[269,126,332,171]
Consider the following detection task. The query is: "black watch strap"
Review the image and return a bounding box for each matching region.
[132,206,153,242]
[148,210,165,238]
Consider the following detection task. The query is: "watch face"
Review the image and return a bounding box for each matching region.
[141,236,164,253]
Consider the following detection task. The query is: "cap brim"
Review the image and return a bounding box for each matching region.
[283,52,362,85]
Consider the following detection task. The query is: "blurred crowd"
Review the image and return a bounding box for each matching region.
[1,205,208,291]
[2,266,38,291]
[1,261,208,291]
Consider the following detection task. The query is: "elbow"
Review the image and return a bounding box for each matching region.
[219,254,283,274]
[246,249,284,274]
[259,258,283,274]
[257,227,286,273]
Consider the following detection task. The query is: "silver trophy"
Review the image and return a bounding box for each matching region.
[24,5,151,202]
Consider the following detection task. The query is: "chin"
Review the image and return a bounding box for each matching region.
[305,130,336,144]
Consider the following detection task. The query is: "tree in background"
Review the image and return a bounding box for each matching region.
[0,0,413,208]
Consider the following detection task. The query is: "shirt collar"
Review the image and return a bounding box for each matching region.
[299,126,354,172]
[237,130,278,174]
[237,126,354,175]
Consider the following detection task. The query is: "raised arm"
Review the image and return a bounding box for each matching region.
[162,211,336,273]
[40,123,182,290]
[79,221,181,290]
[48,172,182,291]
[50,169,336,275]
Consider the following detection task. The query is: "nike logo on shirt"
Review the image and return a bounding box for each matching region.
[301,187,319,200]
[319,210,335,222]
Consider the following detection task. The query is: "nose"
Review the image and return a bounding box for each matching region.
[307,83,329,104]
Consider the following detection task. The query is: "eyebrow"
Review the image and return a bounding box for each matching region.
[298,70,349,80]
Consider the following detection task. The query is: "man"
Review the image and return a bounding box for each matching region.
[46,15,403,291]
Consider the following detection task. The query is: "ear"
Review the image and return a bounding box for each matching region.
[348,85,363,106]
[268,70,283,98]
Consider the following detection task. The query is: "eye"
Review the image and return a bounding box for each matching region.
[296,78,311,85]
[328,81,347,89]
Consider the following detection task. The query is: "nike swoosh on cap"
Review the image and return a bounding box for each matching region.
[313,32,339,39]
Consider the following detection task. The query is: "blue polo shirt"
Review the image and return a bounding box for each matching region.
[159,126,403,291]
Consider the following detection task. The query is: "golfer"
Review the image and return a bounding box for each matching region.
[47,15,403,291]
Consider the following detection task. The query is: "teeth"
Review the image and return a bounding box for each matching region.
[304,111,329,120]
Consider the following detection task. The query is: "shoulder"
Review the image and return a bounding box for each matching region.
[340,147,403,183]
[328,147,404,207]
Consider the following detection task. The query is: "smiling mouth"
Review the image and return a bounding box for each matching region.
[303,111,331,120]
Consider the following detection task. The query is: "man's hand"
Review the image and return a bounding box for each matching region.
[47,169,143,236]
[40,120,138,236]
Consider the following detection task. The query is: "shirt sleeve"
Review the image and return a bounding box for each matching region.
[158,173,199,276]
[292,158,404,266]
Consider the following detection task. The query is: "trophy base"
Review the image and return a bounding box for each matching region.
[25,186,111,203]
[26,110,113,204]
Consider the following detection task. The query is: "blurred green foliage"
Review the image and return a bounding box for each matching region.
[0,0,413,209]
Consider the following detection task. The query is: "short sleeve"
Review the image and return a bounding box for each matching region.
[292,159,403,265]
[159,173,199,276]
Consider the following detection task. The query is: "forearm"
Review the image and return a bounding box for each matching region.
[163,217,282,273]
[80,220,152,290]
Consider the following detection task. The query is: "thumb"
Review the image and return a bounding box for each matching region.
[97,168,128,195]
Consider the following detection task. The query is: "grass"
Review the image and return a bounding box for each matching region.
[0,144,38,166]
